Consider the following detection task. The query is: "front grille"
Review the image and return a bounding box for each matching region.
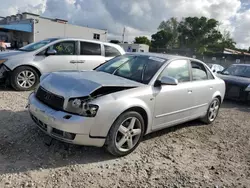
[36,87,64,111]
[31,114,47,131]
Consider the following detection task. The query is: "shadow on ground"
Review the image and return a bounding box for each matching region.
[221,99,250,113]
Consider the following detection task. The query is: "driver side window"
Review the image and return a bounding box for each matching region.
[50,41,76,55]
[159,60,190,83]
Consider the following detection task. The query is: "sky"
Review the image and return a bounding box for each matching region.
[0,0,250,48]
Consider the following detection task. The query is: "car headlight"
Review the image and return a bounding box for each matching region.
[65,97,99,117]
[0,59,7,64]
[245,84,250,92]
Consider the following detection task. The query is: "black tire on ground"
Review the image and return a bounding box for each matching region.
[10,66,40,91]
[201,97,221,124]
[105,111,145,157]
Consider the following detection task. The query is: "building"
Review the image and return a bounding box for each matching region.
[224,48,250,56]
[0,12,107,48]
[119,43,149,53]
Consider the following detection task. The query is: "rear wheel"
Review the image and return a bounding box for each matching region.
[105,111,144,156]
[10,66,39,91]
[201,97,220,124]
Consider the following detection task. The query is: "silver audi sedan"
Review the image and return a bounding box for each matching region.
[28,53,225,156]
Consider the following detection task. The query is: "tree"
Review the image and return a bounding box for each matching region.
[134,36,151,46]
[208,30,236,52]
[158,17,179,48]
[151,30,173,48]
[177,17,223,53]
[109,40,120,44]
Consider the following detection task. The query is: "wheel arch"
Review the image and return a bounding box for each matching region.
[123,106,149,135]
[12,65,42,77]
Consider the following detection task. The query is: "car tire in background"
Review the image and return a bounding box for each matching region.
[201,97,221,124]
[105,111,145,157]
[10,66,40,91]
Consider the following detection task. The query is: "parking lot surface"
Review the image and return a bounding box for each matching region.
[0,88,249,188]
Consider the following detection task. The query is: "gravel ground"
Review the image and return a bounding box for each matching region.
[0,88,249,188]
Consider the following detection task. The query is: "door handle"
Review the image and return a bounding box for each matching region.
[209,86,213,90]
[70,60,77,64]
[78,60,85,63]
[187,89,192,94]
[70,60,85,64]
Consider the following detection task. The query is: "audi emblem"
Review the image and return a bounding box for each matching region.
[44,93,52,100]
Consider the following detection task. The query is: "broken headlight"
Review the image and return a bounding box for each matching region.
[65,97,99,117]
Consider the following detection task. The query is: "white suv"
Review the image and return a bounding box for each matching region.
[0,38,125,91]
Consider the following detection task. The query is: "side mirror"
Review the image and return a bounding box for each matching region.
[46,49,57,56]
[154,76,178,87]
[217,71,222,74]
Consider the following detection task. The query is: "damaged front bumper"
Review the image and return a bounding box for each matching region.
[28,93,106,147]
[0,64,10,83]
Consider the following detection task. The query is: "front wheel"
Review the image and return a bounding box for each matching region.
[105,111,145,157]
[10,66,39,91]
[201,97,221,124]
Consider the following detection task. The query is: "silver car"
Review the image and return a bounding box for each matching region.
[0,38,125,91]
[28,53,225,156]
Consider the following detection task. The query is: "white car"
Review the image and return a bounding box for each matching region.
[0,38,125,91]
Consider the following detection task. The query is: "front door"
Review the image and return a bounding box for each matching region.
[77,41,105,70]
[34,40,78,73]
[153,59,194,130]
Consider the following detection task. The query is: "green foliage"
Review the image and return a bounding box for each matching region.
[151,30,173,48]
[158,17,179,48]
[134,36,151,46]
[150,16,243,54]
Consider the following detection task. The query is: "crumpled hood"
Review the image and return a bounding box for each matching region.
[40,71,144,98]
[218,74,250,86]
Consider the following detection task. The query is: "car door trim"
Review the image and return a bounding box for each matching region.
[155,103,208,118]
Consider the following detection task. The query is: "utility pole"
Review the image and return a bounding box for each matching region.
[122,27,125,43]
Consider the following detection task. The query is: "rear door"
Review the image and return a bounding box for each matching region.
[34,40,78,73]
[77,41,105,70]
[188,61,215,116]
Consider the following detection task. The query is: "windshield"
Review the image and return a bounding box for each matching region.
[19,38,59,52]
[222,65,250,78]
[96,55,166,84]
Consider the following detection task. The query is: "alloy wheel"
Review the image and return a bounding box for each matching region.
[208,100,219,122]
[17,70,36,89]
[115,117,142,152]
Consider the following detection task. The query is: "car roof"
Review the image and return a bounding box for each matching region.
[125,52,206,64]
[231,64,250,66]
[50,37,121,47]
[126,52,188,60]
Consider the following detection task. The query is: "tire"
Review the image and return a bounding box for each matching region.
[10,66,40,91]
[105,111,145,157]
[201,97,221,124]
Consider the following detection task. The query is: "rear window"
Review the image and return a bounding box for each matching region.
[104,45,121,57]
[80,42,101,55]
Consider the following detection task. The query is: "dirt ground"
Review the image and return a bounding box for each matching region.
[0,88,249,188]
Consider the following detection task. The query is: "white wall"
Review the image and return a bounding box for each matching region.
[34,17,107,42]
[119,43,149,52]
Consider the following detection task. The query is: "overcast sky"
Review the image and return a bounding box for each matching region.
[0,0,250,48]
